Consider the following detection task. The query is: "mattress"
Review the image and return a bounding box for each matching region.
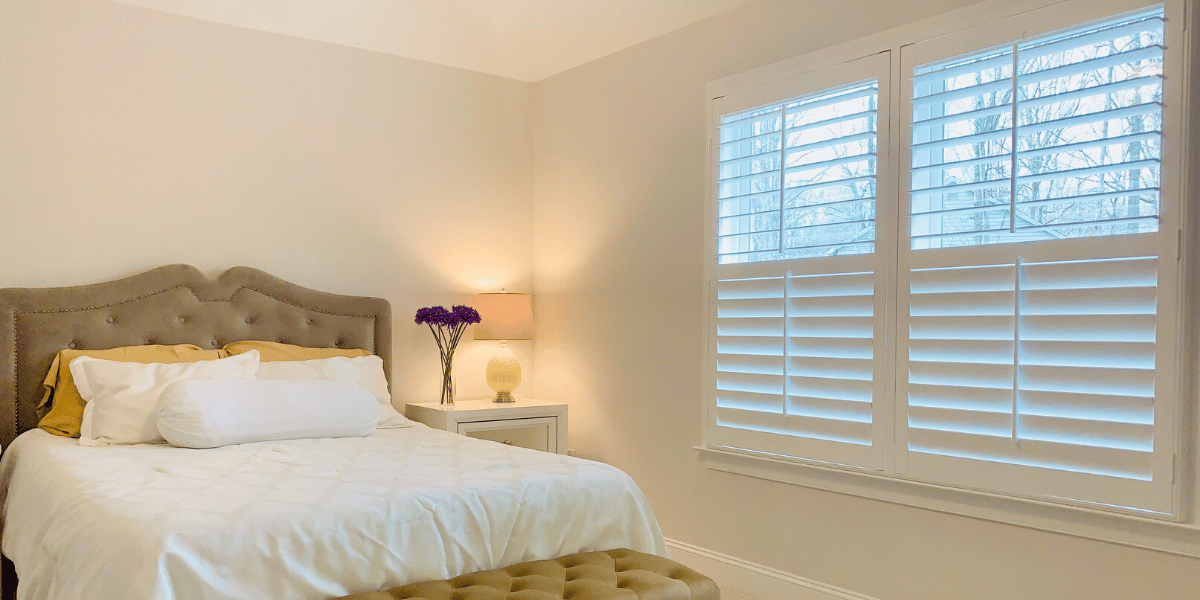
[0,426,666,600]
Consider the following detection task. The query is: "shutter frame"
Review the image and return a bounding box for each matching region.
[898,7,1178,514]
[704,0,1186,525]
[708,52,892,472]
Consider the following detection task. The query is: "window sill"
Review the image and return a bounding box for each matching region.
[696,445,1200,559]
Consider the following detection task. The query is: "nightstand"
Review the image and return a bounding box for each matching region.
[405,398,567,454]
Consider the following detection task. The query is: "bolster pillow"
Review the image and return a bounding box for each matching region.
[156,379,378,449]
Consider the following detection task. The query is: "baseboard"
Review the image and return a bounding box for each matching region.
[664,538,880,600]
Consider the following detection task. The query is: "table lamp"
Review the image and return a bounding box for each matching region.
[473,290,533,402]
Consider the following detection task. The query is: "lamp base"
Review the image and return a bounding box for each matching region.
[485,341,522,403]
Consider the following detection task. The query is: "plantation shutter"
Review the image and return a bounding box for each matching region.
[708,53,890,470]
[898,9,1176,513]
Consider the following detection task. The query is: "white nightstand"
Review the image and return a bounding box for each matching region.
[405,398,568,454]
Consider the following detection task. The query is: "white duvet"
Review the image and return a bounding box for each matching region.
[0,426,666,600]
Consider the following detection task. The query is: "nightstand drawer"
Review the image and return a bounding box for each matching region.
[406,398,567,454]
[458,417,558,453]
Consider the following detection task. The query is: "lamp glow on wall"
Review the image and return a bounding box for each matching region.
[473,290,533,402]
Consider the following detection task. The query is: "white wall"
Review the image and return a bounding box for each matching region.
[0,0,535,405]
[531,1,1200,598]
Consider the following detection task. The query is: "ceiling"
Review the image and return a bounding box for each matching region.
[108,0,759,82]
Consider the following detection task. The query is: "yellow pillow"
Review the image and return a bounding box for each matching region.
[222,340,370,362]
[37,344,226,438]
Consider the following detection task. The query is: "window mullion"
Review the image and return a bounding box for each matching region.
[777,103,787,255]
[1009,43,1019,234]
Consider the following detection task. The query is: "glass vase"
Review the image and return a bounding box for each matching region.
[440,351,455,406]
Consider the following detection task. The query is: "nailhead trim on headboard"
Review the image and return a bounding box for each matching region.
[18,283,385,325]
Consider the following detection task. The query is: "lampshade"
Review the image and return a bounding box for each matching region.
[473,292,533,340]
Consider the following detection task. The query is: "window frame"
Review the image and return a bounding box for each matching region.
[895,6,1179,516]
[709,51,894,472]
[700,0,1200,558]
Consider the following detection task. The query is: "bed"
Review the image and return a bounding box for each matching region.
[0,265,665,600]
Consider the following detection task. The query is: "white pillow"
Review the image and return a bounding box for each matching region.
[253,355,413,428]
[72,350,261,446]
[155,379,378,449]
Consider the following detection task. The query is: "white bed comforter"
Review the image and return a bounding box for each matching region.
[0,426,665,600]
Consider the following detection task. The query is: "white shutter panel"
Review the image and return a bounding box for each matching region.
[713,259,883,469]
[906,262,1018,463]
[900,8,1175,513]
[909,11,1164,250]
[1013,13,1163,239]
[715,275,786,421]
[1017,256,1157,478]
[902,252,1165,509]
[709,53,890,470]
[785,270,876,444]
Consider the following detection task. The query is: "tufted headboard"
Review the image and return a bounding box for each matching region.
[0,265,392,449]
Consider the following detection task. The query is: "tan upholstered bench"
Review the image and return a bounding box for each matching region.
[336,548,720,600]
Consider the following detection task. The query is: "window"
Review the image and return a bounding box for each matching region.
[705,2,1183,520]
[711,53,891,470]
[899,7,1174,513]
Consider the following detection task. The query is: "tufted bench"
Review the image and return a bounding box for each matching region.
[335,548,720,600]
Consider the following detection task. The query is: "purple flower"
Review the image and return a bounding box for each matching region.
[451,305,481,326]
[414,306,453,326]
[414,304,481,351]
[415,305,482,327]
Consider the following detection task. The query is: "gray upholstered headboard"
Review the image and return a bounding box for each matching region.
[0,265,392,448]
